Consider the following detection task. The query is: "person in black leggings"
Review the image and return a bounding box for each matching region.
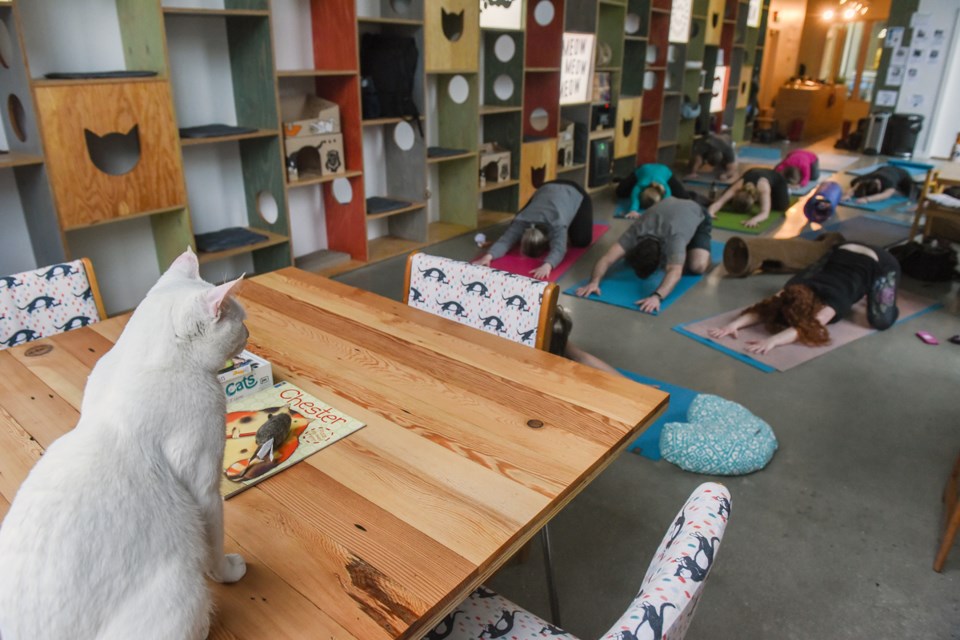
[708,243,900,354]
[844,165,915,204]
[708,167,790,228]
[475,180,593,279]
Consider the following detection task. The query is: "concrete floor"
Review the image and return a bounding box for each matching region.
[334,144,960,639]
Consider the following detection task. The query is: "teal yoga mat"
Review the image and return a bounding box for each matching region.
[563,241,723,314]
[621,370,699,461]
[846,161,934,179]
[839,195,910,211]
[736,146,782,162]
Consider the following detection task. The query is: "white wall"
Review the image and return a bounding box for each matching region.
[0,171,36,275]
[919,2,960,158]
[19,0,125,77]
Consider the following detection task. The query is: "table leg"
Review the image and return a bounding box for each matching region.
[541,524,562,626]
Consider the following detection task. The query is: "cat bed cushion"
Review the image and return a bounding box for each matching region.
[366,197,412,214]
[660,394,777,475]
[179,124,258,139]
[195,227,268,253]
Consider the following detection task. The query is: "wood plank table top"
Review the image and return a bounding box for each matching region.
[0,267,667,639]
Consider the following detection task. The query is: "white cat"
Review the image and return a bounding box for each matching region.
[0,249,248,640]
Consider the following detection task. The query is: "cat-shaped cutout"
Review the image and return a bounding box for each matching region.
[84,125,141,175]
[0,248,248,640]
[622,117,634,138]
[530,164,546,188]
[441,8,464,42]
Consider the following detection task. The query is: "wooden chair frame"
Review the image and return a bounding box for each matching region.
[911,170,960,243]
[80,257,108,321]
[402,252,559,352]
[935,451,960,572]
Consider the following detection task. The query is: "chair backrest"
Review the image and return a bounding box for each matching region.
[600,482,731,640]
[403,252,558,351]
[0,257,106,349]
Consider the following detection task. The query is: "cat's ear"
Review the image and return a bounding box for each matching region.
[165,247,200,280]
[204,275,244,320]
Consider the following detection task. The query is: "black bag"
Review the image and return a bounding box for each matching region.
[360,33,420,124]
[890,240,958,282]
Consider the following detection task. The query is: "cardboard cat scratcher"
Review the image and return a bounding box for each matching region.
[722,233,847,277]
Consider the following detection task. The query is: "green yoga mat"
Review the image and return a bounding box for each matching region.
[711,209,784,234]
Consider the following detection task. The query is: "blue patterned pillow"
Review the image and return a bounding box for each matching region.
[659,394,777,475]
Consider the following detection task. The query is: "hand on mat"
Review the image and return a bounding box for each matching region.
[473,254,493,267]
[744,338,778,355]
[855,197,870,204]
[743,213,769,228]
[636,295,661,314]
[625,210,641,219]
[530,263,552,280]
[708,326,739,340]
[575,282,602,297]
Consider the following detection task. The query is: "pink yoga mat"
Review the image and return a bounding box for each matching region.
[681,290,937,372]
[489,224,609,282]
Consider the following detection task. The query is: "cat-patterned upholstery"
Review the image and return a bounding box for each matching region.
[422,482,731,640]
[404,252,558,351]
[0,258,106,350]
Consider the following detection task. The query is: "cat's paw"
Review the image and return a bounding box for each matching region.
[214,553,247,583]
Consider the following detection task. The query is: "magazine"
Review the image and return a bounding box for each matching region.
[220,381,365,498]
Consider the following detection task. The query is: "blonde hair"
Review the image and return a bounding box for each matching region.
[521,224,550,258]
[548,305,573,356]
[729,182,759,213]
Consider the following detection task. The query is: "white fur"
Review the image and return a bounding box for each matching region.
[0,249,249,640]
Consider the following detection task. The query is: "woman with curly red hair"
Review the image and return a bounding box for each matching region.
[708,243,901,354]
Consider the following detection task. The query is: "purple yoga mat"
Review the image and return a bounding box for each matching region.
[489,224,609,282]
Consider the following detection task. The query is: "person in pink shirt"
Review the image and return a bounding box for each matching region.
[774,149,820,188]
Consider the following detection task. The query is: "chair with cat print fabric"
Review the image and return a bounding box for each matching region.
[404,252,559,351]
[421,482,731,640]
[0,258,106,350]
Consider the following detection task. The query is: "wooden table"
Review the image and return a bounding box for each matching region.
[0,268,666,639]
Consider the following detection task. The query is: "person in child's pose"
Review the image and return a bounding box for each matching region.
[617,163,692,218]
[575,197,712,314]
[708,167,790,228]
[549,305,621,376]
[474,180,592,280]
[708,243,900,354]
[774,149,820,188]
[686,135,737,181]
[844,165,915,204]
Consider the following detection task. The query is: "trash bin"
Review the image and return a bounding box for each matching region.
[882,113,924,158]
[862,112,890,155]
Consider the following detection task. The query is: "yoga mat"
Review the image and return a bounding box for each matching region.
[673,290,941,372]
[620,370,699,461]
[839,195,910,212]
[816,152,861,172]
[562,240,724,314]
[737,146,782,162]
[685,175,734,189]
[712,209,785,234]
[613,198,634,218]
[846,162,931,179]
[489,224,609,282]
[863,211,915,228]
[788,170,835,196]
[800,216,909,247]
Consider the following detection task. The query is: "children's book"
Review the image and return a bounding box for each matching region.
[220,381,365,498]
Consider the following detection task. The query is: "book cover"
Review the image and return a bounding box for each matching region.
[220,381,365,499]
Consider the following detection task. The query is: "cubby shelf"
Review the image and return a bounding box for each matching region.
[480,179,520,193]
[31,76,166,87]
[477,209,515,226]
[365,201,426,220]
[179,129,279,146]
[161,8,269,18]
[277,69,357,78]
[0,153,44,169]
[589,129,616,140]
[196,228,289,265]
[557,163,587,173]
[525,67,560,72]
[362,116,425,127]
[427,151,477,164]
[427,221,473,243]
[368,236,426,262]
[480,105,523,115]
[357,16,423,26]
[286,170,364,189]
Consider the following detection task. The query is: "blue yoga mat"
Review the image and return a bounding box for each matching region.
[839,195,910,211]
[862,211,914,228]
[613,198,634,218]
[620,370,699,461]
[800,216,909,247]
[563,241,724,314]
[846,161,933,179]
[737,146,782,161]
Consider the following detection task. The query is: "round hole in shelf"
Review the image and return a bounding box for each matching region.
[494,34,516,62]
[493,74,514,100]
[690,21,700,39]
[624,13,640,34]
[0,18,13,70]
[645,43,657,64]
[448,75,469,104]
[394,120,415,151]
[8,93,26,142]
[332,178,353,205]
[389,0,412,15]
[643,70,657,91]
[257,191,279,224]
[529,107,549,131]
[533,0,554,26]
